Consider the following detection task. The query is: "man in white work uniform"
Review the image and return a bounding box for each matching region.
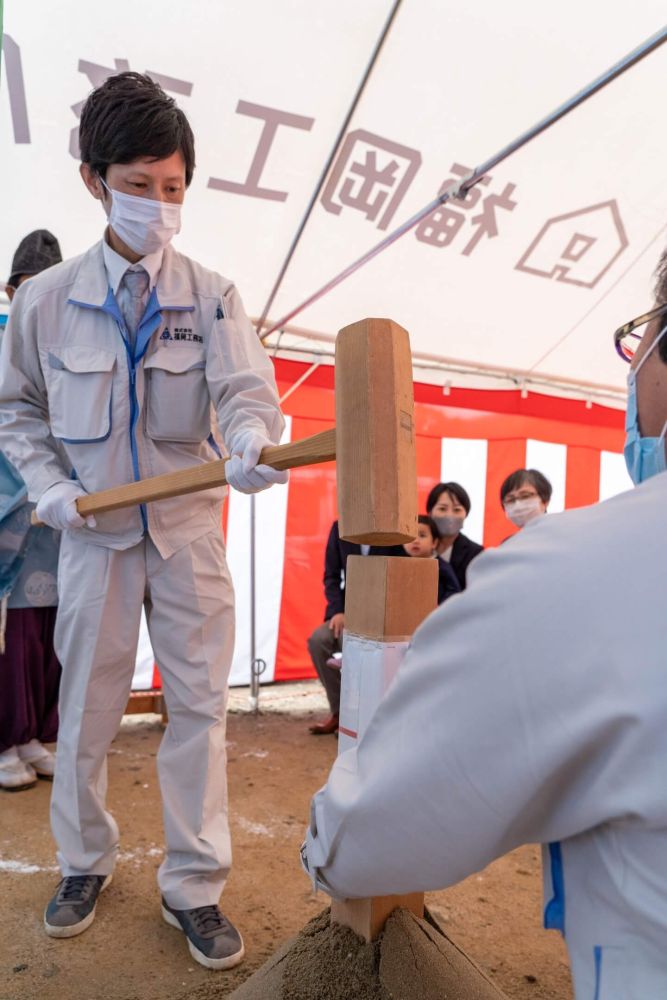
[303,252,667,999]
[0,72,286,971]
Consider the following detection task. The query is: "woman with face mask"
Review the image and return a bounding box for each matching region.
[426,481,483,590]
[500,468,552,530]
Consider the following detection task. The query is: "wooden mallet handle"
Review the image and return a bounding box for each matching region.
[31,428,335,525]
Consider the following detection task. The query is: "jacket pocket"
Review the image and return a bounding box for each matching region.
[143,347,209,443]
[41,345,115,442]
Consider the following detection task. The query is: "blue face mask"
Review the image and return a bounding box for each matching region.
[624,325,667,485]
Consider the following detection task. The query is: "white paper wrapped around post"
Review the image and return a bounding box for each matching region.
[328,555,438,941]
[337,633,410,755]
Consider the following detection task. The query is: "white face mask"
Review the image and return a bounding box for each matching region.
[504,497,544,528]
[101,178,181,256]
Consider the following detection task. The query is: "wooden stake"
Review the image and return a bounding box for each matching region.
[344,555,439,640]
[332,893,426,942]
[332,555,438,942]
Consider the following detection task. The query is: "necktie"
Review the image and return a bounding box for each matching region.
[119,267,150,344]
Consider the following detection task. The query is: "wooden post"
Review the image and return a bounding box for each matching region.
[343,555,438,640]
[331,555,438,941]
[331,317,436,943]
[227,316,508,997]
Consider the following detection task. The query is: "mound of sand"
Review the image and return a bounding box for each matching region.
[185,907,508,1000]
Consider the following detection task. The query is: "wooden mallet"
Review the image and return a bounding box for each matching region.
[32,317,417,539]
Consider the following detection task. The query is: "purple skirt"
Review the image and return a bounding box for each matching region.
[0,606,61,752]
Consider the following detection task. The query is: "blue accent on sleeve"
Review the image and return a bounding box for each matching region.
[207,433,222,458]
[543,841,565,934]
[593,945,603,1000]
[0,454,31,600]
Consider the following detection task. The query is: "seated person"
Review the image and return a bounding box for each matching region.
[307,519,407,735]
[426,481,483,589]
[402,515,460,604]
[500,468,552,530]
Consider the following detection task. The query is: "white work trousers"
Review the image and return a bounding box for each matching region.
[51,529,235,909]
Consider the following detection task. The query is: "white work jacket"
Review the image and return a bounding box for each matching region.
[0,241,284,558]
[306,473,667,1000]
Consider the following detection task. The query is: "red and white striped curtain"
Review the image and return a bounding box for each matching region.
[133,358,628,690]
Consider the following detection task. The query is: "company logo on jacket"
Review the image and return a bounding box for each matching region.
[160,327,203,344]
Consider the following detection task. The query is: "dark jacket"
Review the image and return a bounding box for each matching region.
[437,557,461,604]
[323,520,407,620]
[448,532,484,590]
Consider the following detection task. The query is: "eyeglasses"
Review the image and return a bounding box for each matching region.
[614,303,667,363]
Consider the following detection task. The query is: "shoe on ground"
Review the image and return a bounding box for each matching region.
[162,898,245,970]
[44,874,112,938]
[0,746,37,791]
[17,739,56,780]
[308,714,339,735]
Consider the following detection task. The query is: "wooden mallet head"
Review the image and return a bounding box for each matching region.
[30,318,418,533]
[335,318,418,545]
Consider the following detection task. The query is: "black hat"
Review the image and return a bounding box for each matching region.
[8,230,62,289]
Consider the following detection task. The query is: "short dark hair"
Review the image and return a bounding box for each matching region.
[425,481,471,516]
[418,514,440,540]
[654,249,667,363]
[500,468,552,505]
[79,72,195,186]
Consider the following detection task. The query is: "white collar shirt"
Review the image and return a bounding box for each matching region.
[102,234,163,341]
[101,232,163,296]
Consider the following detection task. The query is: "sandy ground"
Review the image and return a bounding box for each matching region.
[0,683,572,1000]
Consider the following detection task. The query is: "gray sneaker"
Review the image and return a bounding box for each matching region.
[161,898,245,970]
[44,874,112,938]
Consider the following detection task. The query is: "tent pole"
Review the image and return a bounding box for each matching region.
[248,494,268,713]
[259,24,667,342]
[255,0,405,336]
[249,367,324,711]
[265,339,627,405]
[249,493,258,711]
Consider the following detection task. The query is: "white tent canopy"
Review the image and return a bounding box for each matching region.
[2,0,667,404]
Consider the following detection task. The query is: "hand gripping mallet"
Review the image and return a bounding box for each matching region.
[31,317,418,548]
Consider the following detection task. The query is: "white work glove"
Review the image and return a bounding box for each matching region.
[36,482,97,531]
[224,433,289,495]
